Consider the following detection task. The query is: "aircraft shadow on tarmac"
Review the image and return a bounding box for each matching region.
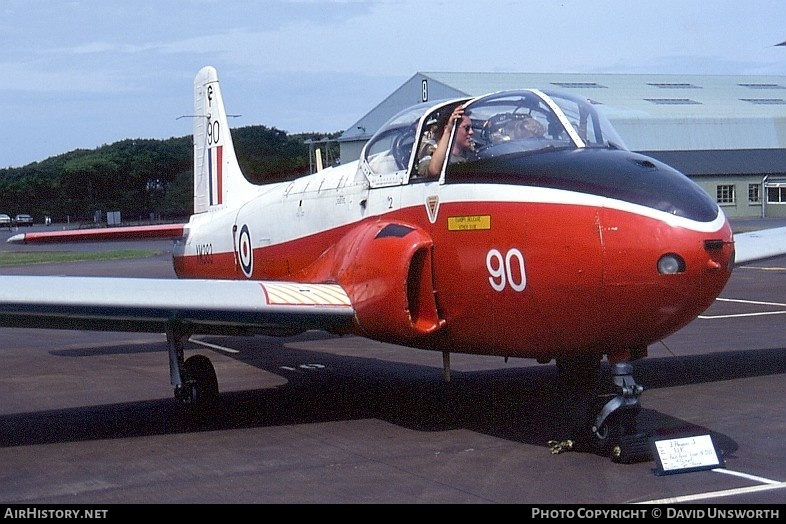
[3,331,784,460]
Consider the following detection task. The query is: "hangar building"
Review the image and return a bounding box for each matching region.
[338,73,786,219]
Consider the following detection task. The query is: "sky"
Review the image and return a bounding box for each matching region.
[2,0,784,168]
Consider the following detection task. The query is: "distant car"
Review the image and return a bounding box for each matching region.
[0,214,10,229]
[14,214,33,227]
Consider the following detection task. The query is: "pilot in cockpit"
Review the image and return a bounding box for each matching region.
[488,113,546,144]
[417,105,476,178]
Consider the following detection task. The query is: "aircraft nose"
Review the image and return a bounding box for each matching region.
[595,209,734,351]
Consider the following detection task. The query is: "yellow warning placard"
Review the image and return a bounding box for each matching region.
[447,215,491,231]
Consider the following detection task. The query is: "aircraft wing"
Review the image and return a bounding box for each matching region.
[734,226,786,265]
[6,224,186,244]
[0,276,355,336]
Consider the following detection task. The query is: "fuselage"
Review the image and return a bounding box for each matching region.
[173,145,734,364]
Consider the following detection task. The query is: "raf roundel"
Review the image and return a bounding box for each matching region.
[238,224,253,278]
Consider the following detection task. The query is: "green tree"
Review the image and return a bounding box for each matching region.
[0,127,340,224]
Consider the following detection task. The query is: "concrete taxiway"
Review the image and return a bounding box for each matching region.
[0,225,784,504]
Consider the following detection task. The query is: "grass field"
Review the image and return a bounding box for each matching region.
[0,250,161,266]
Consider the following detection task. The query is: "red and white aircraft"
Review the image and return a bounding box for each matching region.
[4,66,786,460]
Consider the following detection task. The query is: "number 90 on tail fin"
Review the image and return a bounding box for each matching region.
[192,66,255,214]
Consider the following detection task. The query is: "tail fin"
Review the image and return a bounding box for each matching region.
[192,66,257,214]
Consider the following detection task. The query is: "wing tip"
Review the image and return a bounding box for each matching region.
[7,233,25,244]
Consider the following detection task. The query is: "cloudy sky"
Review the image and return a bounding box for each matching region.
[2,0,784,168]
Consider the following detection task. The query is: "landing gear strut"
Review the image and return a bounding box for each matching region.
[587,362,648,463]
[552,358,649,463]
[166,321,219,409]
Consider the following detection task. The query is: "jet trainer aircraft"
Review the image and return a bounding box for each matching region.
[4,66,786,461]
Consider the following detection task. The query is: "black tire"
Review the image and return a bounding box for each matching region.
[590,404,642,460]
[181,354,219,407]
[589,411,623,458]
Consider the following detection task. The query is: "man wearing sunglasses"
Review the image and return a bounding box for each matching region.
[419,105,476,178]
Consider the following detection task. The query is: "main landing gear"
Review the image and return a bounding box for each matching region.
[166,322,219,409]
[551,357,649,463]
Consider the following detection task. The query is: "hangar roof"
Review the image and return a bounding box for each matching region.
[341,72,786,152]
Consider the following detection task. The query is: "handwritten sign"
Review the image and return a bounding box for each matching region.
[651,434,724,475]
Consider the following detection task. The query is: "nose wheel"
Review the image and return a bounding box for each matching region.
[551,359,650,463]
[587,362,649,463]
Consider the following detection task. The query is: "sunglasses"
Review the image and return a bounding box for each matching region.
[459,124,473,132]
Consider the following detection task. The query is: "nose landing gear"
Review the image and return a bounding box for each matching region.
[588,362,649,463]
[551,358,651,463]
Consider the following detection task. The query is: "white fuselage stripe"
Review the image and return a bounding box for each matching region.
[181,162,726,258]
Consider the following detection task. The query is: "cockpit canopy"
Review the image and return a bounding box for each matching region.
[360,89,628,186]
